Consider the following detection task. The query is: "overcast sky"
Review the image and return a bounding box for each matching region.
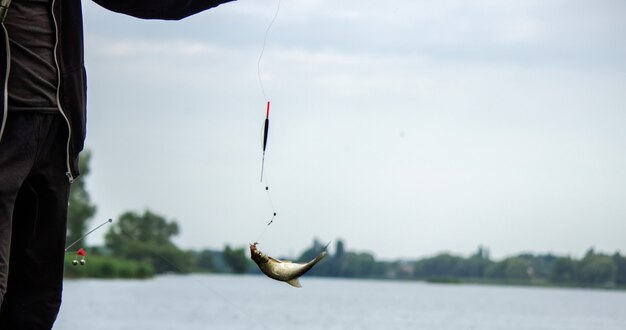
[80,0,626,260]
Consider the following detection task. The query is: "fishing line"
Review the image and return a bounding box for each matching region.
[255,184,277,243]
[65,218,270,329]
[257,0,281,102]
[256,0,281,243]
[116,229,272,330]
[265,186,277,221]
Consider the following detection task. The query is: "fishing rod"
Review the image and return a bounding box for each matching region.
[65,218,113,252]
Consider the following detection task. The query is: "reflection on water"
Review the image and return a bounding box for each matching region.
[55,274,626,330]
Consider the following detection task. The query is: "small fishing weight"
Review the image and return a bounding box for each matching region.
[65,219,112,266]
[72,248,87,266]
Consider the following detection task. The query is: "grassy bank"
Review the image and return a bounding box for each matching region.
[64,255,155,279]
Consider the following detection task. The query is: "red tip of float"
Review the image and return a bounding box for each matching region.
[77,248,87,256]
[266,101,270,118]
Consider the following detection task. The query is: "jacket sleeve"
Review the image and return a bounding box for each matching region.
[91,0,235,20]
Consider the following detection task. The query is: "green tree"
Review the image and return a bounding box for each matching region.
[223,245,249,274]
[327,240,346,277]
[550,257,577,283]
[193,249,215,272]
[339,252,376,278]
[612,253,626,286]
[503,257,531,280]
[576,248,617,286]
[414,253,464,278]
[105,210,193,273]
[463,257,491,278]
[485,259,507,279]
[66,150,97,246]
[517,253,557,279]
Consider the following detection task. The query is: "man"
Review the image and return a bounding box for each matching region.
[0,1,234,328]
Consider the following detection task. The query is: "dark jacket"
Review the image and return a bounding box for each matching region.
[0,0,234,181]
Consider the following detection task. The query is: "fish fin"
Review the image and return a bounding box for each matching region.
[286,278,302,288]
[269,256,288,263]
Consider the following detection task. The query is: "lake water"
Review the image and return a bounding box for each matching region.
[54,274,626,330]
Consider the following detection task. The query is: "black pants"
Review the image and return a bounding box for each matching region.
[0,113,71,329]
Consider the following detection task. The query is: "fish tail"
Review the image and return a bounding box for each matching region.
[315,250,327,262]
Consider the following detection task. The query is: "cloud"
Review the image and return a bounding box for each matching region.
[98,40,220,57]
[81,0,626,259]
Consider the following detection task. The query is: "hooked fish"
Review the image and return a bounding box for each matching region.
[250,242,327,288]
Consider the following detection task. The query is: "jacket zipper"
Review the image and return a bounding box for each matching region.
[50,0,74,183]
[0,23,9,142]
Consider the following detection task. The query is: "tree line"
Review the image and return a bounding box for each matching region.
[65,152,626,289]
[296,240,626,289]
[64,208,251,278]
